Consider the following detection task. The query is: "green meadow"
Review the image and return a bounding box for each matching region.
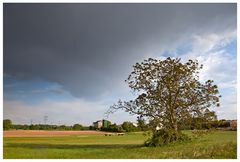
[3,130,237,159]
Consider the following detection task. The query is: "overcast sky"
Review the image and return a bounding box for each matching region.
[3,3,237,125]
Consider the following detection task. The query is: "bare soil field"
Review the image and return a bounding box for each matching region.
[3,130,110,137]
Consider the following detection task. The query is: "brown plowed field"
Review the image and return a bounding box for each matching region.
[3,130,111,137]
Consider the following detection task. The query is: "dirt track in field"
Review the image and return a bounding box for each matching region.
[3,130,111,137]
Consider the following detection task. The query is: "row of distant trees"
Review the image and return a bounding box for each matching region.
[121,119,235,132]
[3,119,87,131]
[92,117,235,133]
[3,118,234,131]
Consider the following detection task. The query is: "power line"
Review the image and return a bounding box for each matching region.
[44,115,48,125]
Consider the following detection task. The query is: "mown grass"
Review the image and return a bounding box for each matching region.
[3,130,237,159]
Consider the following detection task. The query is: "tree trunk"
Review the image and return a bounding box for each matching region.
[172,108,178,132]
[173,121,178,132]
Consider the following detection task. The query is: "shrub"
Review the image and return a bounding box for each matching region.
[144,129,190,147]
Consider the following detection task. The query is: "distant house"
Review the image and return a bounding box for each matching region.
[132,123,138,127]
[230,120,237,130]
[93,120,103,129]
[93,119,111,129]
[218,119,237,130]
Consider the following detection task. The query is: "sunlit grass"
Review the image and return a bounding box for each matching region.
[3,130,236,159]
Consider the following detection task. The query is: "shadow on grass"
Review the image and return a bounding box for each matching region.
[6,143,143,150]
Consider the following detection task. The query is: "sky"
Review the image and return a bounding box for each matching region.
[3,3,237,126]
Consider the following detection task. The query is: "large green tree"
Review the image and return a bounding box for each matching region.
[3,119,12,130]
[107,57,220,145]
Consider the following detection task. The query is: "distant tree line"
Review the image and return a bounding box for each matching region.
[179,119,233,130]
[3,118,235,131]
[91,118,235,133]
[3,119,88,131]
[13,124,89,130]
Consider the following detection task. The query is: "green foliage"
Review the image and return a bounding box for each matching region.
[13,124,28,130]
[102,120,111,128]
[58,125,72,130]
[101,124,123,132]
[121,121,138,132]
[137,116,148,131]
[29,124,40,130]
[12,124,88,130]
[218,120,230,128]
[187,109,218,130]
[89,126,94,130]
[72,124,83,130]
[3,119,12,130]
[144,129,190,147]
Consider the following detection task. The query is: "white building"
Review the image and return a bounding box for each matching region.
[93,120,103,129]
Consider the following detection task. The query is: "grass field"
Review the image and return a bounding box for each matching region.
[3,130,237,159]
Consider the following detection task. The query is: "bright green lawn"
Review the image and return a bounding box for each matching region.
[3,130,237,159]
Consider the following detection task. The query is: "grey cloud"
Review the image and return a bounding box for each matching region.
[4,3,236,100]
[31,87,65,94]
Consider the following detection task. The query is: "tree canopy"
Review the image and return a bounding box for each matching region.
[107,57,220,145]
[3,119,12,130]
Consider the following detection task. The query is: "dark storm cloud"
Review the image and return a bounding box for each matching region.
[4,3,236,100]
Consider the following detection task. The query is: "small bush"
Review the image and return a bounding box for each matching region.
[144,129,190,147]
